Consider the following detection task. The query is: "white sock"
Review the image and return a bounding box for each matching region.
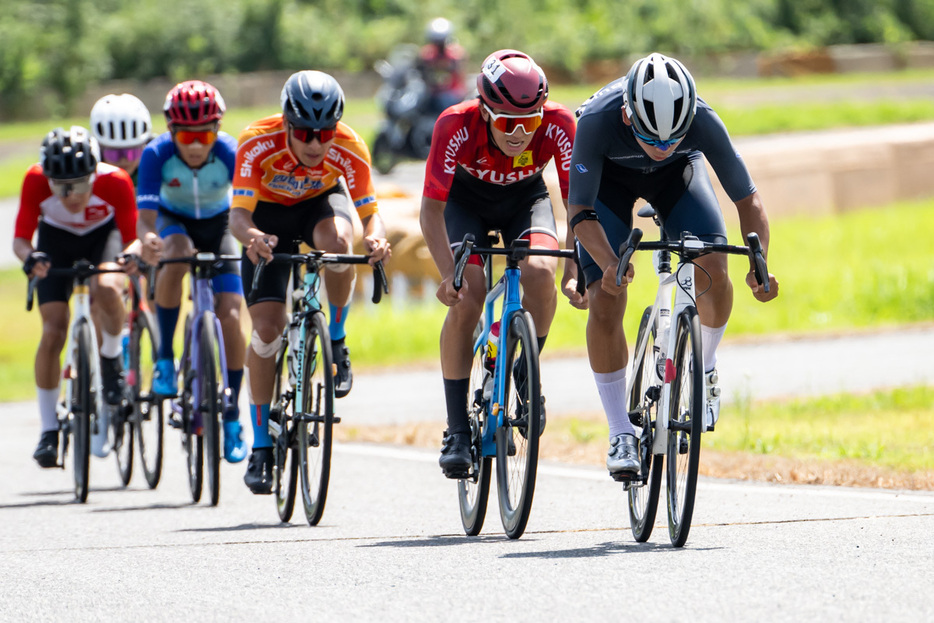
[594,367,634,438]
[100,330,122,359]
[37,387,59,433]
[701,323,727,374]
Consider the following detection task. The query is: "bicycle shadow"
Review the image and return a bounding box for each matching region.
[502,539,720,559]
[360,534,506,549]
[0,486,140,509]
[177,522,301,533]
[89,502,195,513]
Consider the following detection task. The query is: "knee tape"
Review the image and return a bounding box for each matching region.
[250,330,281,359]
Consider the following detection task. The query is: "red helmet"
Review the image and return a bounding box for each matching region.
[163,80,226,127]
[476,49,548,114]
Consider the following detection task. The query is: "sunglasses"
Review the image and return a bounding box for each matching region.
[48,176,93,197]
[290,125,337,144]
[102,147,144,163]
[482,104,543,136]
[172,128,218,145]
[633,130,681,150]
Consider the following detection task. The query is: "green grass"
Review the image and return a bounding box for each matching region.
[707,385,934,472]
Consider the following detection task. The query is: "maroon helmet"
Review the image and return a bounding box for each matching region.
[476,49,548,114]
[163,80,226,127]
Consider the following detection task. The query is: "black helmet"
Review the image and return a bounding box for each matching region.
[280,71,344,130]
[40,126,100,180]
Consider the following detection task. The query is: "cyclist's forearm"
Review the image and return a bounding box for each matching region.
[419,196,456,278]
[734,192,771,259]
[13,237,34,264]
[569,203,616,271]
[137,208,158,240]
[360,212,387,240]
[229,207,265,246]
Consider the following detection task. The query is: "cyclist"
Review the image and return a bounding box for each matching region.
[417,17,468,114]
[90,93,153,182]
[419,49,577,477]
[14,126,138,466]
[136,80,248,463]
[566,53,779,477]
[230,70,391,494]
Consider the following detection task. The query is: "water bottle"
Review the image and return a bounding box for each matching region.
[484,321,501,372]
[287,322,300,386]
[120,327,130,371]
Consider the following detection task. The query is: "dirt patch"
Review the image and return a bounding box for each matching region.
[336,420,934,491]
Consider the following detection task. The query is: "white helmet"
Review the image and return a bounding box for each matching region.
[90,93,153,148]
[623,53,697,142]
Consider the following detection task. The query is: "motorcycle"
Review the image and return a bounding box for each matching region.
[371,45,439,175]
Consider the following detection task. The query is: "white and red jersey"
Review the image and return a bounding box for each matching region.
[14,162,137,244]
[422,100,576,202]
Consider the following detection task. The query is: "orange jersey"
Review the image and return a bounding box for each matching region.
[232,114,378,220]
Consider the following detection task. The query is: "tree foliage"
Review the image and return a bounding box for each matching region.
[1,0,932,119]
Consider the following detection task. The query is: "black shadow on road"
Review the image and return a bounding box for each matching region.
[360,535,507,548]
[177,522,301,533]
[501,540,720,559]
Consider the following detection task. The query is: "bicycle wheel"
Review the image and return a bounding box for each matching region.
[628,306,663,543]
[73,319,93,503]
[113,400,134,486]
[495,310,540,539]
[272,331,298,523]
[132,310,163,489]
[296,312,334,526]
[666,306,704,547]
[200,316,223,507]
[180,318,203,503]
[457,330,492,536]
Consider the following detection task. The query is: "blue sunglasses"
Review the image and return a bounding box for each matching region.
[633,130,681,150]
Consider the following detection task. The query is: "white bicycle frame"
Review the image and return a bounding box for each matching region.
[57,281,104,440]
[626,238,706,456]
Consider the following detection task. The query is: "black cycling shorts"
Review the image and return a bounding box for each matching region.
[35,221,123,305]
[156,209,242,295]
[577,152,728,287]
[242,185,353,306]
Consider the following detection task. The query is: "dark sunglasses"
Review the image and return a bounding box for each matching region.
[290,124,337,144]
[48,176,93,197]
[633,129,681,150]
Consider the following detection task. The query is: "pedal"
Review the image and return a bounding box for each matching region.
[441,467,471,480]
[610,470,638,484]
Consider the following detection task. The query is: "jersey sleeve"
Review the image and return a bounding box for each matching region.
[422,110,463,202]
[136,142,164,212]
[692,107,757,202]
[13,165,44,241]
[216,133,238,181]
[568,112,609,208]
[109,169,138,245]
[334,132,379,220]
[231,128,266,213]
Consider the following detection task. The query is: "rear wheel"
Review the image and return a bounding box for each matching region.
[495,310,541,540]
[132,310,163,489]
[297,312,334,526]
[457,330,492,536]
[73,319,93,503]
[666,307,704,547]
[113,402,134,486]
[272,329,298,523]
[628,307,663,542]
[200,317,223,506]
[371,130,396,175]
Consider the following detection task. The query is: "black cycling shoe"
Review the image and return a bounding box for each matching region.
[439,431,471,478]
[33,430,59,468]
[331,338,353,399]
[100,355,126,406]
[243,447,274,494]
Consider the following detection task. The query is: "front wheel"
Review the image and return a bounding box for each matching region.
[297,312,334,526]
[113,403,134,486]
[457,329,492,536]
[495,310,541,539]
[200,317,223,507]
[72,319,93,503]
[180,317,203,503]
[666,307,704,547]
[132,310,163,489]
[272,329,298,523]
[628,306,663,542]
[371,130,397,175]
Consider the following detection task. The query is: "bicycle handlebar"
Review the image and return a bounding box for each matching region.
[248,251,389,306]
[452,234,576,291]
[26,260,128,312]
[615,228,770,294]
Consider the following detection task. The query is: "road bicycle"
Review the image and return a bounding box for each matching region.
[622,205,769,547]
[450,233,575,539]
[27,260,129,503]
[116,260,162,489]
[250,250,387,526]
[155,253,240,506]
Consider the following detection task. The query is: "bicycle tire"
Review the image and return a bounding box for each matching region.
[495,310,541,540]
[132,310,164,489]
[297,312,334,526]
[628,306,663,542]
[73,319,93,503]
[457,327,492,536]
[666,306,704,547]
[200,316,223,507]
[181,316,203,503]
[113,401,134,486]
[272,330,298,523]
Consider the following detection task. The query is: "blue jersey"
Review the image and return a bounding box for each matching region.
[569,77,756,208]
[136,131,238,220]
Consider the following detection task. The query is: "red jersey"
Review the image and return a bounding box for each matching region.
[423,100,576,203]
[14,162,137,244]
[232,114,379,221]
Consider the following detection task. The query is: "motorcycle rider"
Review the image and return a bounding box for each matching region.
[417,18,468,114]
